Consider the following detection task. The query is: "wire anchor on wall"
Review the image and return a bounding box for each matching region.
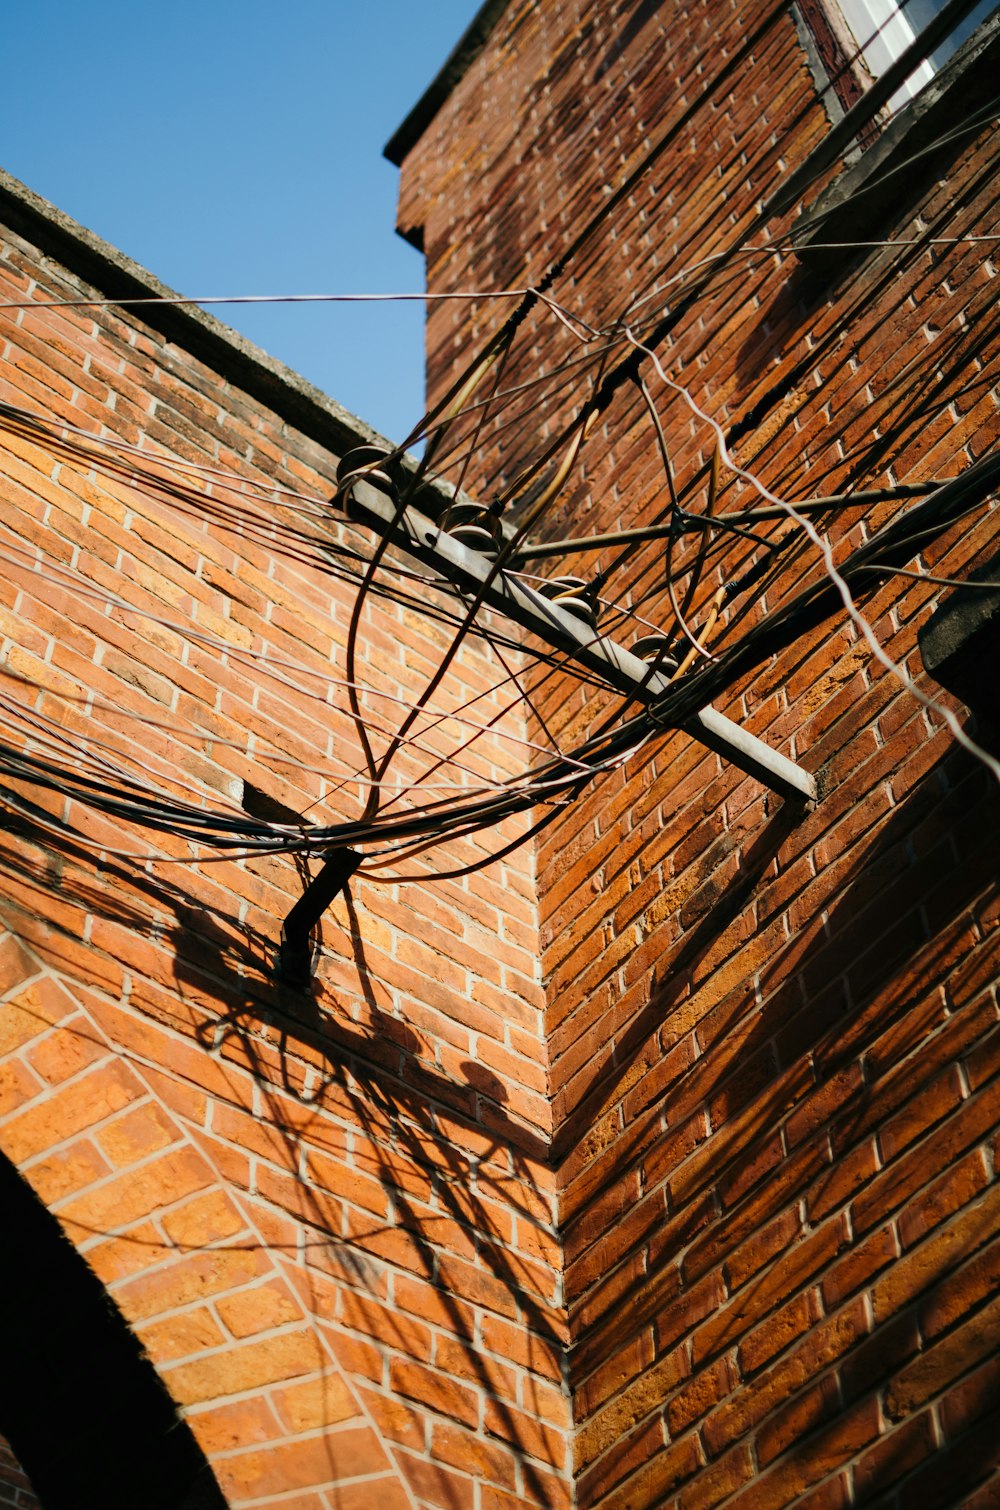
[276,847,362,988]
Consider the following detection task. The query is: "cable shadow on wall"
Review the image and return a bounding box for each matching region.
[0,810,570,1504]
[559,733,999,1508]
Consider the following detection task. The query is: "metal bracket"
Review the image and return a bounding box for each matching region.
[276,847,362,989]
[342,476,816,804]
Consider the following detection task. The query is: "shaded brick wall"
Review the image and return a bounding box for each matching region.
[0,183,571,1509]
[0,1440,39,1510]
[394,0,1000,1505]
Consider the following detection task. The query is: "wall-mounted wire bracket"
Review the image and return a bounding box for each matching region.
[341,475,816,804]
[276,847,362,988]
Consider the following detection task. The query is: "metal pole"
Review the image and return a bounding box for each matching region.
[512,483,939,561]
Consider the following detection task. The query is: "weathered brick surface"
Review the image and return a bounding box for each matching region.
[4,0,1000,1501]
[0,181,566,1506]
[395,0,1000,1504]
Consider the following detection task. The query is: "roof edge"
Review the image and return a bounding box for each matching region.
[0,168,396,467]
[384,0,513,167]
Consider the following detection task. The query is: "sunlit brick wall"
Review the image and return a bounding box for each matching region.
[394,0,1000,1505]
[0,179,570,1510]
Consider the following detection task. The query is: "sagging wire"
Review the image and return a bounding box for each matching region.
[0,515,620,829]
[2,0,998,880]
[622,327,1000,782]
[0,288,531,313]
[0,398,584,667]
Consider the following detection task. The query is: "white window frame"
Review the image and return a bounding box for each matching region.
[836,0,997,110]
[837,0,936,107]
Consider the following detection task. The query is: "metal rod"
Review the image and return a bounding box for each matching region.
[342,477,816,804]
[511,483,939,559]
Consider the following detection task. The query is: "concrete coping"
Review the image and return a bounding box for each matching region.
[0,166,453,501]
[383,0,513,167]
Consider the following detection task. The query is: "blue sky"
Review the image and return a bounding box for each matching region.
[5,0,484,445]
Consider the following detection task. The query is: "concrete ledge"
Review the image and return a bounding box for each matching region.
[0,168,392,465]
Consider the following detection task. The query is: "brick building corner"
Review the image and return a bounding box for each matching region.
[2,0,1000,1506]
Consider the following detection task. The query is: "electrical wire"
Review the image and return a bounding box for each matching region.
[1,0,998,886]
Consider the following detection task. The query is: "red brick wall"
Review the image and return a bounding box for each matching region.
[0,1440,39,1510]
[0,188,570,1508]
[4,0,999,1497]
[394,0,1000,1505]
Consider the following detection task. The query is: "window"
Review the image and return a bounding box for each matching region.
[836,0,998,108]
[767,0,1000,228]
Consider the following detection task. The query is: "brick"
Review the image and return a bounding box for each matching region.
[393,1273,476,1338]
[163,1186,247,1248]
[481,1314,565,1382]
[575,1349,688,1470]
[896,1410,1000,1510]
[939,1352,1000,1441]
[0,933,38,997]
[886,1290,1000,1419]
[822,1224,899,1309]
[854,1077,1000,1237]
[587,1431,702,1510]
[134,1305,225,1363]
[23,1017,106,1084]
[434,1333,518,1402]
[397,1449,476,1510]
[326,1477,415,1510]
[678,1446,755,1510]
[22,1137,111,1203]
[216,1279,303,1338]
[389,1356,479,1430]
[702,1299,869,1459]
[0,1059,44,1118]
[484,1395,568,1468]
[853,1411,937,1502]
[839,1310,920,1404]
[921,1232,1000,1342]
[958,1477,1000,1510]
[693,1217,849,1366]
[573,1331,655,1423]
[871,1184,1000,1324]
[724,1397,881,1510]
[55,1145,214,1242]
[757,1373,841,1466]
[214,1428,391,1501]
[164,1327,327,1405]
[270,1372,361,1433]
[112,1243,271,1320]
[186,1396,283,1457]
[878,1063,965,1162]
[0,997,51,1058]
[897,1147,991,1249]
[738,1287,823,1375]
[84,1217,173,1286]
[667,1355,735,1437]
[431,1420,518,1491]
[94,1101,182,1167]
[345,1289,433,1363]
[1,1058,139,1161]
[356,1386,426,1451]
